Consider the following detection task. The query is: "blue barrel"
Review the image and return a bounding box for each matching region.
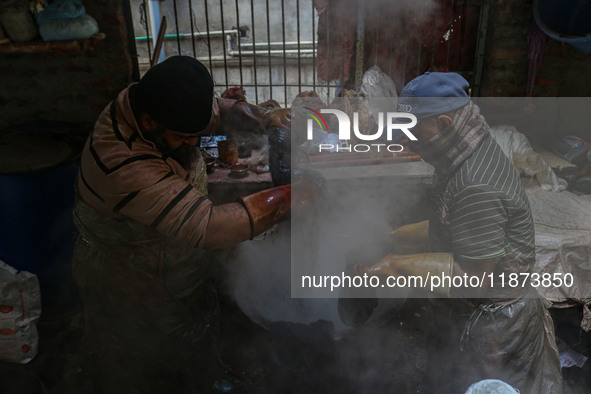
[0,126,81,320]
[534,0,591,54]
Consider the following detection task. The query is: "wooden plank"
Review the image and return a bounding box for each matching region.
[534,146,578,181]
[151,17,167,67]
[0,33,105,54]
[310,155,421,168]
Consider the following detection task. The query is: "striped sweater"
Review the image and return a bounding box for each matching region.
[430,134,535,274]
[76,84,220,248]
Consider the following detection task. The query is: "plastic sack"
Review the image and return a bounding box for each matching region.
[489,125,567,192]
[464,379,518,394]
[0,3,38,43]
[0,260,41,364]
[360,66,398,134]
[39,13,98,41]
[34,0,85,25]
[461,294,562,393]
[525,184,591,304]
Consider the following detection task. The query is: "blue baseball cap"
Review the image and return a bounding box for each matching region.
[397,72,470,120]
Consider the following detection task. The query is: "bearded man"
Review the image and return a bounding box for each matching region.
[72,56,320,393]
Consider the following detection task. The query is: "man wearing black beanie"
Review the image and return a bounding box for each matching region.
[71,56,322,392]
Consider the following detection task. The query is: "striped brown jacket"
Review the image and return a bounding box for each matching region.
[76,84,220,248]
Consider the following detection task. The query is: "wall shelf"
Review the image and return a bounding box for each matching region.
[0,33,105,54]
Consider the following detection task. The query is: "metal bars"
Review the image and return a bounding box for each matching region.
[265,0,273,101]
[131,0,490,106]
[249,0,258,103]
[188,0,196,56]
[218,0,229,90]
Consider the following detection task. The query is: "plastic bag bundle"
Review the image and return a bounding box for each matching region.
[464,379,518,394]
[39,13,98,41]
[489,125,567,192]
[0,260,41,364]
[360,66,398,121]
[34,0,98,41]
[34,0,85,25]
[0,0,38,42]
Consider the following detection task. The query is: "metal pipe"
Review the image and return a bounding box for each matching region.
[135,29,240,41]
[340,10,345,93]
[192,55,317,64]
[235,0,244,90]
[219,0,229,90]
[230,49,316,56]
[281,0,287,105]
[312,0,316,93]
[249,0,258,103]
[265,0,273,100]
[140,0,152,64]
[325,0,330,102]
[188,0,196,58]
[239,41,317,48]
[226,35,315,56]
[297,0,302,95]
[172,0,181,55]
[204,0,214,73]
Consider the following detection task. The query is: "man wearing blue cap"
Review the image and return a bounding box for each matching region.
[360,72,562,393]
[72,56,322,392]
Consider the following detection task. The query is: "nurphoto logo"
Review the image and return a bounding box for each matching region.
[303,107,418,153]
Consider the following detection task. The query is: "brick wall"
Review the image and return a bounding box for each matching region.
[480,0,532,97]
[479,0,591,144]
[535,42,591,97]
[0,0,137,131]
[481,0,591,98]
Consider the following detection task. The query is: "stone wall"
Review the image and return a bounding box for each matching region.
[0,0,137,131]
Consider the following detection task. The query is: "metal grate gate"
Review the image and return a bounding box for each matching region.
[130,0,490,107]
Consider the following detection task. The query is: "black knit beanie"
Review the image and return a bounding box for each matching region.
[135,56,214,133]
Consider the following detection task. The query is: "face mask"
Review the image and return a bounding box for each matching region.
[411,122,460,173]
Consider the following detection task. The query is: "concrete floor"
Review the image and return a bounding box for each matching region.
[0,296,426,394]
[1,297,590,393]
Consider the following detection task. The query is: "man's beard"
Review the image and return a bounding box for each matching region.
[144,128,199,170]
